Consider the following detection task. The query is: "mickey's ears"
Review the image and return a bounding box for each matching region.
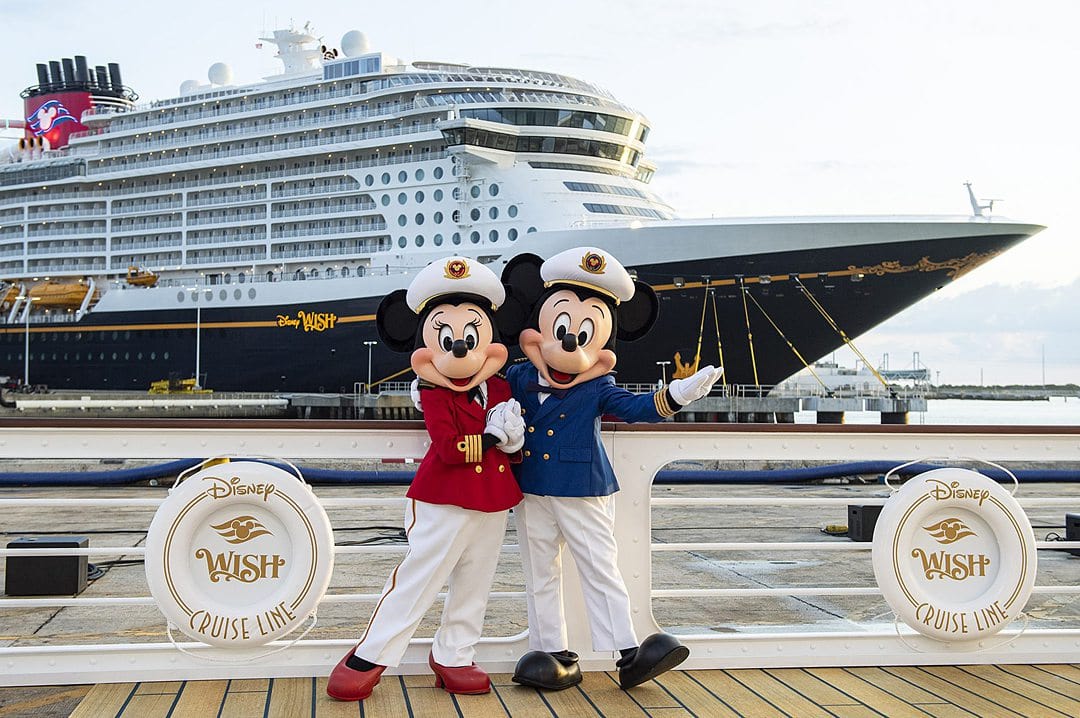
[616,280,659,341]
[376,289,419,352]
[501,253,545,307]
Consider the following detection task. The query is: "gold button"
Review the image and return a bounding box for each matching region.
[543,453,550,460]
[547,429,554,436]
[559,414,565,419]
[524,450,531,457]
[499,465,506,473]
[527,426,535,433]
[475,465,483,474]
[521,408,527,414]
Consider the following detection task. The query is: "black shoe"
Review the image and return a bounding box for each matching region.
[511,650,583,691]
[618,633,689,689]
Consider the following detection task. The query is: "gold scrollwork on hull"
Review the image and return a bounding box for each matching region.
[848,250,1004,281]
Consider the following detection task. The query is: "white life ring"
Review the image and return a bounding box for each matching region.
[872,467,1036,642]
[145,460,334,647]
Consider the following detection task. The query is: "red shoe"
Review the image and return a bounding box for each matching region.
[428,652,491,695]
[326,646,386,702]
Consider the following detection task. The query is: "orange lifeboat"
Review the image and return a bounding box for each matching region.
[126,266,158,287]
[0,283,22,308]
[28,280,93,308]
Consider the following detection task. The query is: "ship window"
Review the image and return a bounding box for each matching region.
[415,235,424,247]
[508,228,518,241]
[415,169,425,181]
[470,208,481,221]
[452,187,461,200]
[489,184,500,197]
[238,272,246,283]
[204,289,212,301]
[398,170,408,183]
[415,191,425,203]
[136,352,142,360]
[415,213,425,225]
[365,174,374,186]
[342,266,350,277]
[434,167,444,179]
[452,210,461,223]
[434,189,443,201]
[489,207,499,219]
[434,211,443,224]
[150,352,156,360]
[381,195,391,206]
[489,230,498,243]
[190,292,198,302]
[452,232,461,245]
[234,289,242,300]
[508,205,519,218]
[469,231,480,244]
[381,172,391,185]
[398,215,407,227]
[223,273,231,284]
[177,291,185,302]
[398,237,406,248]
[112,353,117,361]
[528,226,537,233]
[219,290,227,300]
[249,288,256,299]
[433,233,443,246]
[470,186,481,199]
[398,193,407,205]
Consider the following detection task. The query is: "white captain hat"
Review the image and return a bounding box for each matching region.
[406,256,506,313]
[540,246,635,304]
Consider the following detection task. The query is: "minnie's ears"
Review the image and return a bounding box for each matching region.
[376,289,418,352]
[501,253,545,308]
[495,286,531,346]
[616,280,659,342]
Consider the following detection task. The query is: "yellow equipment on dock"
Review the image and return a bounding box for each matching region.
[148,376,212,394]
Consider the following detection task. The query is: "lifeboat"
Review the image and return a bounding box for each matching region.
[125,266,158,287]
[28,280,93,308]
[0,283,22,308]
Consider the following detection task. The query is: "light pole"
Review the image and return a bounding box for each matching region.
[363,340,377,392]
[21,295,39,387]
[656,360,671,385]
[194,299,202,387]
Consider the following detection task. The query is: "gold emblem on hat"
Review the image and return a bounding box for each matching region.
[444,258,471,280]
[580,252,606,274]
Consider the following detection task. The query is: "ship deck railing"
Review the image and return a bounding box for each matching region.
[0,419,1076,691]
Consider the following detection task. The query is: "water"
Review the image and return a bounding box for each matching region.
[795,396,1080,425]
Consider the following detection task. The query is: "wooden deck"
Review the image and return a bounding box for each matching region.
[43,665,1078,717]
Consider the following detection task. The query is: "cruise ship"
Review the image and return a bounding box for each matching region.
[0,24,1043,392]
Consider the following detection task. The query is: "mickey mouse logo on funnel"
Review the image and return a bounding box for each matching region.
[145,460,334,647]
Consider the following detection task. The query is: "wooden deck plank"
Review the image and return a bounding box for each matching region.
[355,673,406,718]
[266,677,313,718]
[729,668,833,717]
[68,683,139,718]
[957,665,1080,715]
[227,678,271,693]
[311,677,362,717]
[119,693,178,718]
[169,680,229,718]
[686,669,785,717]
[218,689,268,718]
[397,680,460,718]
[492,684,555,717]
[807,667,934,717]
[134,681,183,696]
[997,664,1080,700]
[533,682,601,716]
[927,665,1071,718]
[0,685,89,718]
[605,671,681,710]
[841,667,953,707]
[884,667,1033,718]
[577,671,652,717]
[641,709,693,717]
[827,706,887,718]
[652,669,741,717]
[764,667,858,706]
[911,704,987,718]
[1031,664,1080,684]
[453,688,510,717]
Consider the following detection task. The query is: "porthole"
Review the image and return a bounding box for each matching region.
[398,215,407,227]
[434,166,444,179]
[124,352,129,360]
[470,185,481,199]
[434,189,443,201]
[452,232,461,245]
[112,352,117,360]
[190,292,199,302]
[99,352,105,361]
[397,192,407,205]
[434,233,443,246]
[223,273,231,284]
[508,227,518,241]
[470,208,481,221]
[238,272,246,283]
[163,352,170,360]
[452,187,461,200]
[381,195,391,207]
[234,289,242,300]
[398,236,407,248]
[415,190,425,203]
[488,230,498,242]
[177,291,185,302]
[364,174,374,187]
[489,183,500,197]
[398,170,408,183]
[469,231,480,244]
[381,172,391,184]
[248,288,256,299]
[415,235,424,247]
[434,211,443,224]
[508,205,518,218]
[150,352,156,360]
[415,169,425,181]
[204,289,212,301]
[416,213,426,225]
[137,352,142,360]
[489,207,499,219]
[527,226,538,233]
[219,290,227,300]
[342,266,350,277]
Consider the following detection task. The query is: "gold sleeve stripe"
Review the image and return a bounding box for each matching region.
[464,434,481,463]
[654,390,676,418]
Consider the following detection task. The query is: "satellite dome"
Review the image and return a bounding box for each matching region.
[341,30,370,57]
[179,79,199,95]
[208,62,233,86]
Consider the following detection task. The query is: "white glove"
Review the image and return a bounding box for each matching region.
[410,378,423,412]
[498,399,525,453]
[484,405,509,445]
[668,365,724,406]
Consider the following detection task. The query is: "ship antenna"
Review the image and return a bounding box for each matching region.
[964,181,1001,217]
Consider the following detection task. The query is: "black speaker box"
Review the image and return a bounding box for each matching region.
[848,505,883,542]
[4,536,88,596]
[1066,513,1080,557]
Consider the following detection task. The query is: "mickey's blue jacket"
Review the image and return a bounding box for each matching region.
[506,362,678,497]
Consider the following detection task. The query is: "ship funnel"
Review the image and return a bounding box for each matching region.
[95,66,108,91]
[35,64,49,87]
[74,55,89,84]
[61,58,75,84]
[107,63,123,93]
[48,60,62,88]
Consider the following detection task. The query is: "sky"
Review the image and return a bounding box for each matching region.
[2,0,1077,385]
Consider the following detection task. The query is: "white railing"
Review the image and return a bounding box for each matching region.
[0,423,1076,687]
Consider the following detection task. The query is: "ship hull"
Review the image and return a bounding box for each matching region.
[0,219,1037,392]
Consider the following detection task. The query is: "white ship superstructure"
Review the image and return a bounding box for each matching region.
[0,24,1043,392]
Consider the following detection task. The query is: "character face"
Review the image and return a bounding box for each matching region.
[410,300,507,392]
[520,288,616,389]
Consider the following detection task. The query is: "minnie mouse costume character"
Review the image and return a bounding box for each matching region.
[327,257,525,702]
[500,246,723,691]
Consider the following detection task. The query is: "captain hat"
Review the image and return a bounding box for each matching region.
[540,246,635,304]
[406,256,506,313]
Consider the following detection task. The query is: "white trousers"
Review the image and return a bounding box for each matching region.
[516,494,638,653]
[353,499,508,667]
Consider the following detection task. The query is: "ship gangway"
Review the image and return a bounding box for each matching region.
[0,419,1077,717]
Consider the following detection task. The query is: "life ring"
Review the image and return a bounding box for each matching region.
[872,467,1036,642]
[145,460,334,647]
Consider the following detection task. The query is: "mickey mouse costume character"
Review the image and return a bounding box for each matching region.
[326,257,526,702]
[500,246,723,691]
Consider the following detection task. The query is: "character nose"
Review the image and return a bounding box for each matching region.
[561,333,578,352]
[451,339,469,358]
